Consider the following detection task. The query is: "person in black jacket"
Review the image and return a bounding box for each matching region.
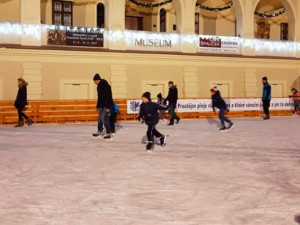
[92,74,113,140]
[139,92,167,151]
[165,81,180,125]
[211,87,234,131]
[14,78,33,127]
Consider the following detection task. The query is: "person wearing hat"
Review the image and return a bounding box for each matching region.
[157,92,166,123]
[262,76,271,120]
[139,92,167,151]
[165,81,180,125]
[210,87,234,131]
[290,88,300,114]
[93,73,113,140]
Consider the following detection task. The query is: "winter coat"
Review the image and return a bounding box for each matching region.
[139,101,167,125]
[262,83,271,100]
[291,92,300,102]
[165,86,178,106]
[211,91,227,111]
[110,103,119,114]
[96,79,113,109]
[14,85,27,108]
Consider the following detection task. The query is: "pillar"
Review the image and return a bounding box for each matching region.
[110,65,127,99]
[21,0,41,46]
[183,66,198,98]
[22,62,43,100]
[244,68,257,97]
[107,0,126,50]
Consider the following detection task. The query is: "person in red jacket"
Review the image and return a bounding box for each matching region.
[290,88,300,114]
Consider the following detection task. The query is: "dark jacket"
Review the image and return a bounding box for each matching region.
[14,85,27,108]
[165,86,178,106]
[262,83,271,100]
[212,91,227,111]
[96,79,113,109]
[139,101,167,125]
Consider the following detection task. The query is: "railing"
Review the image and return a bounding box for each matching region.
[0,99,294,125]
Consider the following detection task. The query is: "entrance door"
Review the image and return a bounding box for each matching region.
[125,16,143,30]
[212,83,230,98]
[142,84,165,99]
[271,83,284,97]
[64,83,89,99]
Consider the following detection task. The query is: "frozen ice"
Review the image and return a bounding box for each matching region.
[0,117,300,225]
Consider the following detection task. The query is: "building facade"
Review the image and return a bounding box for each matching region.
[0,0,300,101]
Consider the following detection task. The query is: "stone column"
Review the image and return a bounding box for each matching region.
[21,0,42,46]
[244,68,257,97]
[110,65,127,99]
[183,66,198,98]
[23,62,43,100]
[107,0,126,50]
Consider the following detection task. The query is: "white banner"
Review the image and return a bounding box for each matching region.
[127,98,294,114]
[125,30,181,52]
[197,35,240,54]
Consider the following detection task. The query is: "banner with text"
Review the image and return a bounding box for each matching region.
[127,98,294,114]
[197,36,240,54]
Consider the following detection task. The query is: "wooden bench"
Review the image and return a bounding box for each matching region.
[0,99,295,125]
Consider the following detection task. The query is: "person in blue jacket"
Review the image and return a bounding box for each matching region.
[262,76,271,120]
[139,92,167,151]
[211,87,234,131]
[110,102,119,135]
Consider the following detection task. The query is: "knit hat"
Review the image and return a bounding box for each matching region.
[210,86,217,93]
[157,93,162,99]
[93,73,101,81]
[142,92,151,100]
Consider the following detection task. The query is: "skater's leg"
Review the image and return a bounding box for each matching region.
[102,108,111,134]
[109,113,117,133]
[17,107,23,122]
[168,104,175,124]
[219,108,226,126]
[146,124,155,142]
[152,125,162,138]
[263,100,270,116]
[97,108,104,132]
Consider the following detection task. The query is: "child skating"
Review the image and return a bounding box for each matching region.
[139,92,167,151]
[210,87,234,132]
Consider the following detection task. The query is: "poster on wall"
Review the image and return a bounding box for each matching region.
[127,98,294,114]
[198,36,240,54]
[47,26,104,47]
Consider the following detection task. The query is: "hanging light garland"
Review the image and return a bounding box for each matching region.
[195,2,234,12]
[255,8,286,18]
[127,0,286,18]
[126,0,172,7]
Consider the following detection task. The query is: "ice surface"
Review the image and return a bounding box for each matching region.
[0,117,300,225]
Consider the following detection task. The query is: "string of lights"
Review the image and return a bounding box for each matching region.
[255,8,286,18]
[195,2,234,12]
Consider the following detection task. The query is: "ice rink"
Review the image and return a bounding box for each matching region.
[0,117,300,225]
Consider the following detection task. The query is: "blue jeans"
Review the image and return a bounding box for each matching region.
[98,107,111,134]
[169,103,180,124]
[219,108,231,125]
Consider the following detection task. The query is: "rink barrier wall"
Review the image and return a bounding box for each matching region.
[0,99,295,125]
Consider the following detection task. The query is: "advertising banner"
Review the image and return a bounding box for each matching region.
[127,98,294,114]
[47,26,104,47]
[198,35,240,53]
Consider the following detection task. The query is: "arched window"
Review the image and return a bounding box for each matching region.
[97,3,105,28]
[160,9,166,32]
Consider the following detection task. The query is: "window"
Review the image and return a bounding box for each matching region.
[97,3,105,28]
[125,16,143,30]
[195,13,200,34]
[280,23,288,40]
[52,0,73,26]
[160,9,166,32]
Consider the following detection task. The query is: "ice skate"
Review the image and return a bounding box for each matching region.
[227,122,234,130]
[14,121,24,127]
[146,141,154,151]
[176,118,180,124]
[160,135,167,147]
[27,117,33,126]
[103,133,113,141]
[263,115,270,120]
[93,130,105,137]
[219,125,227,132]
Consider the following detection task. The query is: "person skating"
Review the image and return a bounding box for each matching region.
[165,81,180,125]
[290,88,300,115]
[139,92,167,151]
[14,78,33,127]
[110,102,119,135]
[157,93,166,124]
[262,76,271,120]
[92,73,113,140]
[211,87,234,132]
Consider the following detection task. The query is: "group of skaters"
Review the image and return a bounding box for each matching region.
[14,74,300,151]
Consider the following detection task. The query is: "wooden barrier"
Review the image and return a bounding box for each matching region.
[0,99,295,125]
